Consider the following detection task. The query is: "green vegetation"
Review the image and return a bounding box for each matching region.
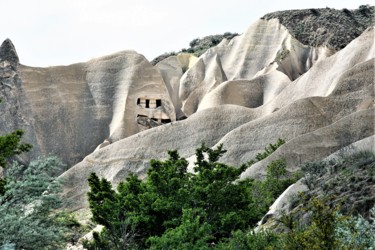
[0,98,78,249]
[0,98,32,196]
[280,195,342,249]
[85,144,375,249]
[151,32,239,65]
[336,206,375,249]
[301,151,375,216]
[84,141,296,249]
[0,130,32,168]
[0,157,75,249]
[255,138,285,161]
[0,99,32,169]
[217,196,375,250]
[275,48,290,62]
[262,5,375,50]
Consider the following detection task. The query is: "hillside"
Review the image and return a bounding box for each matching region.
[0,5,374,249]
[150,32,238,65]
[262,5,374,50]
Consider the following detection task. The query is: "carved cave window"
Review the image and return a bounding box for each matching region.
[156,99,162,107]
[137,98,162,109]
[161,119,171,124]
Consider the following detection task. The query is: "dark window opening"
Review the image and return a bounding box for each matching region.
[156,99,162,107]
[161,119,171,123]
[145,99,150,108]
[137,98,140,105]
[151,118,158,122]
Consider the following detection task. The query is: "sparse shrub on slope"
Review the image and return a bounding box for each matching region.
[302,151,375,217]
[150,32,239,65]
[255,138,285,161]
[262,5,375,50]
[217,151,375,249]
[218,197,375,249]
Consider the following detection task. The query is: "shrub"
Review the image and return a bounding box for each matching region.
[151,32,239,65]
[336,206,375,249]
[216,229,280,249]
[255,138,285,161]
[0,157,73,249]
[0,130,32,168]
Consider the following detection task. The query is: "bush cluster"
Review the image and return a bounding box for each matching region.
[84,142,294,249]
[218,196,375,249]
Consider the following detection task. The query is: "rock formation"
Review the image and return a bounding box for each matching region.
[1,49,176,168]
[0,7,373,213]
[262,5,375,50]
[179,19,333,116]
[156,53,198,119]
[0,39,19,69]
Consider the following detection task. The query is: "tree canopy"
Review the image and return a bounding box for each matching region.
[0,98,75,249]
[85,142,295,249]
[0,157,73,249]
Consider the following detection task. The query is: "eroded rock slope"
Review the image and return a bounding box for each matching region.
[62,24,373,210]
[1,48,175,168]
[0,7,373,212]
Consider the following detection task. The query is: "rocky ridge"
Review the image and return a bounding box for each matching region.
[262,5,375,50]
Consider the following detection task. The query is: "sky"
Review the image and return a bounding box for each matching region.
[0,0,370,67]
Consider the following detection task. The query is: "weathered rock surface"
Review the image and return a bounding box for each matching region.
[262,5,375,50]
[256,136,375,232]
[0,39,19,69]
[179,19,333,116]
[1,50,175,168]
[60,24,374,211]
[210,27,374,168]
[239,108,374,179]
[0,8,373,213]
[61,105,258,209]
[0,40,40,165]
[156,53,198,119]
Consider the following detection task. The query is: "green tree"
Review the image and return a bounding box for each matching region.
[148,208,214,250]
[86,144,256,248]
[0,156,71,249]
[216,229,280,250]
[85,142,296,249]
[0,130,32,168]
[0,177,6,196]
[189,144,258,239]
[86,173,138,250]
[0,98,32,195]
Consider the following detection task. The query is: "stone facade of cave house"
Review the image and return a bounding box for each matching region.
[135,96,172,131]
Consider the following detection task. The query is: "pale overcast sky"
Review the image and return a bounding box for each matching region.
[0,0,370,67]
